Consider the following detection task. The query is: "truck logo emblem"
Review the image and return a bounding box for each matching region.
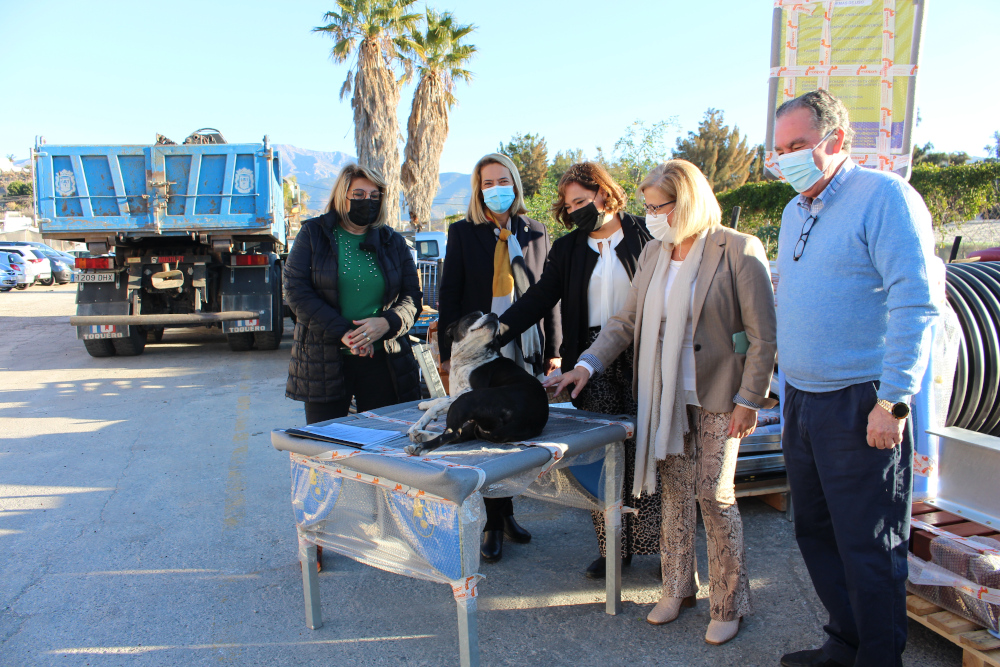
[55,169,77,197]
[234,168,254,194]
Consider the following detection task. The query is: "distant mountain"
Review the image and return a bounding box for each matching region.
[274,144,470,221]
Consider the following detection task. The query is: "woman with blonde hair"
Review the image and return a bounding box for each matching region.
[437,152,561,563]
[497,161,660,578]
[548,160,777,645]
[284,163,422,424]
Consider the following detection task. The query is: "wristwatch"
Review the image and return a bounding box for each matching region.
[877,398,910,419]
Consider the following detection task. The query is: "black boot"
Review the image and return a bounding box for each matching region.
[502,515,531,543]
[481,530,503,563]
[584,553,632,579]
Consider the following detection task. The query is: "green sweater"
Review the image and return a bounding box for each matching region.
[336,226,385,323]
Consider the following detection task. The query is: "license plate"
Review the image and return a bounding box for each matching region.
[74,272,115,283]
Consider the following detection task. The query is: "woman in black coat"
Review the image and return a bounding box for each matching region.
[437,152,562,564]
[498,162,660,578]
[284,164,421,424]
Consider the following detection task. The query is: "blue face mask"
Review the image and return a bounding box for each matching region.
[482,185,515,214]
[777,130,834,193]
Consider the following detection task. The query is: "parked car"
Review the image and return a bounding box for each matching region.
[0,257,19,291]
[36,249,76,283]
[3,253,30,289]
[0,247,53,285]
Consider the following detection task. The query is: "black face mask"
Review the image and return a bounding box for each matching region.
[569,201,610,234]
[348,199,381,227]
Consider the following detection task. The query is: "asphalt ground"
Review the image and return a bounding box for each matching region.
[0,283,962,666]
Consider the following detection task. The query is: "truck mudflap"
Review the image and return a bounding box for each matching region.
[219,263,278,334]
[75,279,132,340]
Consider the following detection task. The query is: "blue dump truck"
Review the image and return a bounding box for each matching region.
[33,129,287,357]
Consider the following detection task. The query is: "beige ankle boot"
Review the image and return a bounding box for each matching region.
[704,618,740,645]
[645,594,696,625]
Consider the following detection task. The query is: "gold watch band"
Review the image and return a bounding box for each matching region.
[877,398,904,419]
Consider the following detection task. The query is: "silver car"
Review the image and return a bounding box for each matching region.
[3,253,30,289]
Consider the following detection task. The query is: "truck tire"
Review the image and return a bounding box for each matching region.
[254,268,284,351]
[146,327,165,343]
[227,332,254,351]
[113,326,147,356]
[83,339,116,357]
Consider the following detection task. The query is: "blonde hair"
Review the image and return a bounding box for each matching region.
[326,163,389,228]
[551,162,628,230]
[466,153,528,224]
[639,160,721,243]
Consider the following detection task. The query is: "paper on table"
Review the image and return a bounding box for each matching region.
[286,422,400,448]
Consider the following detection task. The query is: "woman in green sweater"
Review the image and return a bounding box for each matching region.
[284,164,422,424]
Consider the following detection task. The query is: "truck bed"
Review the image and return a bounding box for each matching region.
[34,142,285,242]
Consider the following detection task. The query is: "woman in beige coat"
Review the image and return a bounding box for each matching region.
[547,160,777,646]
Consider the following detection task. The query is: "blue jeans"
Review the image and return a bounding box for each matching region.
[783,381,912,667]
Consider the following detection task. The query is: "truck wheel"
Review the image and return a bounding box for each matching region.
[40,276,55,286]
[254,269,284,351]
[15,284,27,290]
[83,339,116,357]
[113,327,147,356]
[227,332,254,351]
[146,327,165,343]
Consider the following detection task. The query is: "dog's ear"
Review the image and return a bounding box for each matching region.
[445,320,461,341]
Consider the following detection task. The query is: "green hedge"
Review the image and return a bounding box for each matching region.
[716,161,1000,258]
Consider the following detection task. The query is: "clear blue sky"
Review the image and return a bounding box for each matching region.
[1,0,997,173]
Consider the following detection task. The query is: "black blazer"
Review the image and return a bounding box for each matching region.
[284,211,422,403]
[498,212,652,371]
[438,215,561,361]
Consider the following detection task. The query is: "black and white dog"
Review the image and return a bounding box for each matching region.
[405,311,549,455]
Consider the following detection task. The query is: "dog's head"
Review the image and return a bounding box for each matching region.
[447,311,500,359]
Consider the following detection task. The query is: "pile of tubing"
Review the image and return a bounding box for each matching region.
[945,261,1000,434]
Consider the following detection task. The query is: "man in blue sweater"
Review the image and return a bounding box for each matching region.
[773,90,940,667]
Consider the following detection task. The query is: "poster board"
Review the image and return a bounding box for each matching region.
[764,0,928,181]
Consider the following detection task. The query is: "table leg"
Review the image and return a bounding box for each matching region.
[299,537,323,630]
[604,441,623,615]
[455,596,480,667]
[452,575,482,667]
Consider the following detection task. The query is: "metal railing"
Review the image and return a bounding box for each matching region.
[417,259,442,310]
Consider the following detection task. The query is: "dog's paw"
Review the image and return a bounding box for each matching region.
[408,428,438,444]
[405,443,424,456]
[417,400,436,411]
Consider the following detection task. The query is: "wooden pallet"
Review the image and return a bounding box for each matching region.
[907,594,1000,666]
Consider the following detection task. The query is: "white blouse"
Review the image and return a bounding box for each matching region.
[587,228,632,328]
[660,259,700,406]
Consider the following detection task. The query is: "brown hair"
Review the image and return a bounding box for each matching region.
[551,162,628,229]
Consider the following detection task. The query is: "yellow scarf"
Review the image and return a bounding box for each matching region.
[493,228,514,297]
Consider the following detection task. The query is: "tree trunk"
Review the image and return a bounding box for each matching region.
[353,39,402,228]
[401,74,449,231]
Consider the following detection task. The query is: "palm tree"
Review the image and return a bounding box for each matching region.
[315,0,421,228]
[400,9,475,231]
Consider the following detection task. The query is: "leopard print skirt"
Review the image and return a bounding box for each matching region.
[574,327,662,558]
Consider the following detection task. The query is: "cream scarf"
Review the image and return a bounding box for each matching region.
[633,232,707,496]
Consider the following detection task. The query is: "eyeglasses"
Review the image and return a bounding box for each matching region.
[644,200,675,214]
[349,189,381,201]
[793,214,818,261]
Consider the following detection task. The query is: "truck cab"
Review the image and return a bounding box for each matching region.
[414,231,446,262]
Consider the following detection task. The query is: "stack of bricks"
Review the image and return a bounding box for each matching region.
[910,501,1000,561]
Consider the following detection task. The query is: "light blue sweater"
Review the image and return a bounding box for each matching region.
[776,160,940,404]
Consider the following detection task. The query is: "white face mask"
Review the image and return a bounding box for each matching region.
[646,209,676,245]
